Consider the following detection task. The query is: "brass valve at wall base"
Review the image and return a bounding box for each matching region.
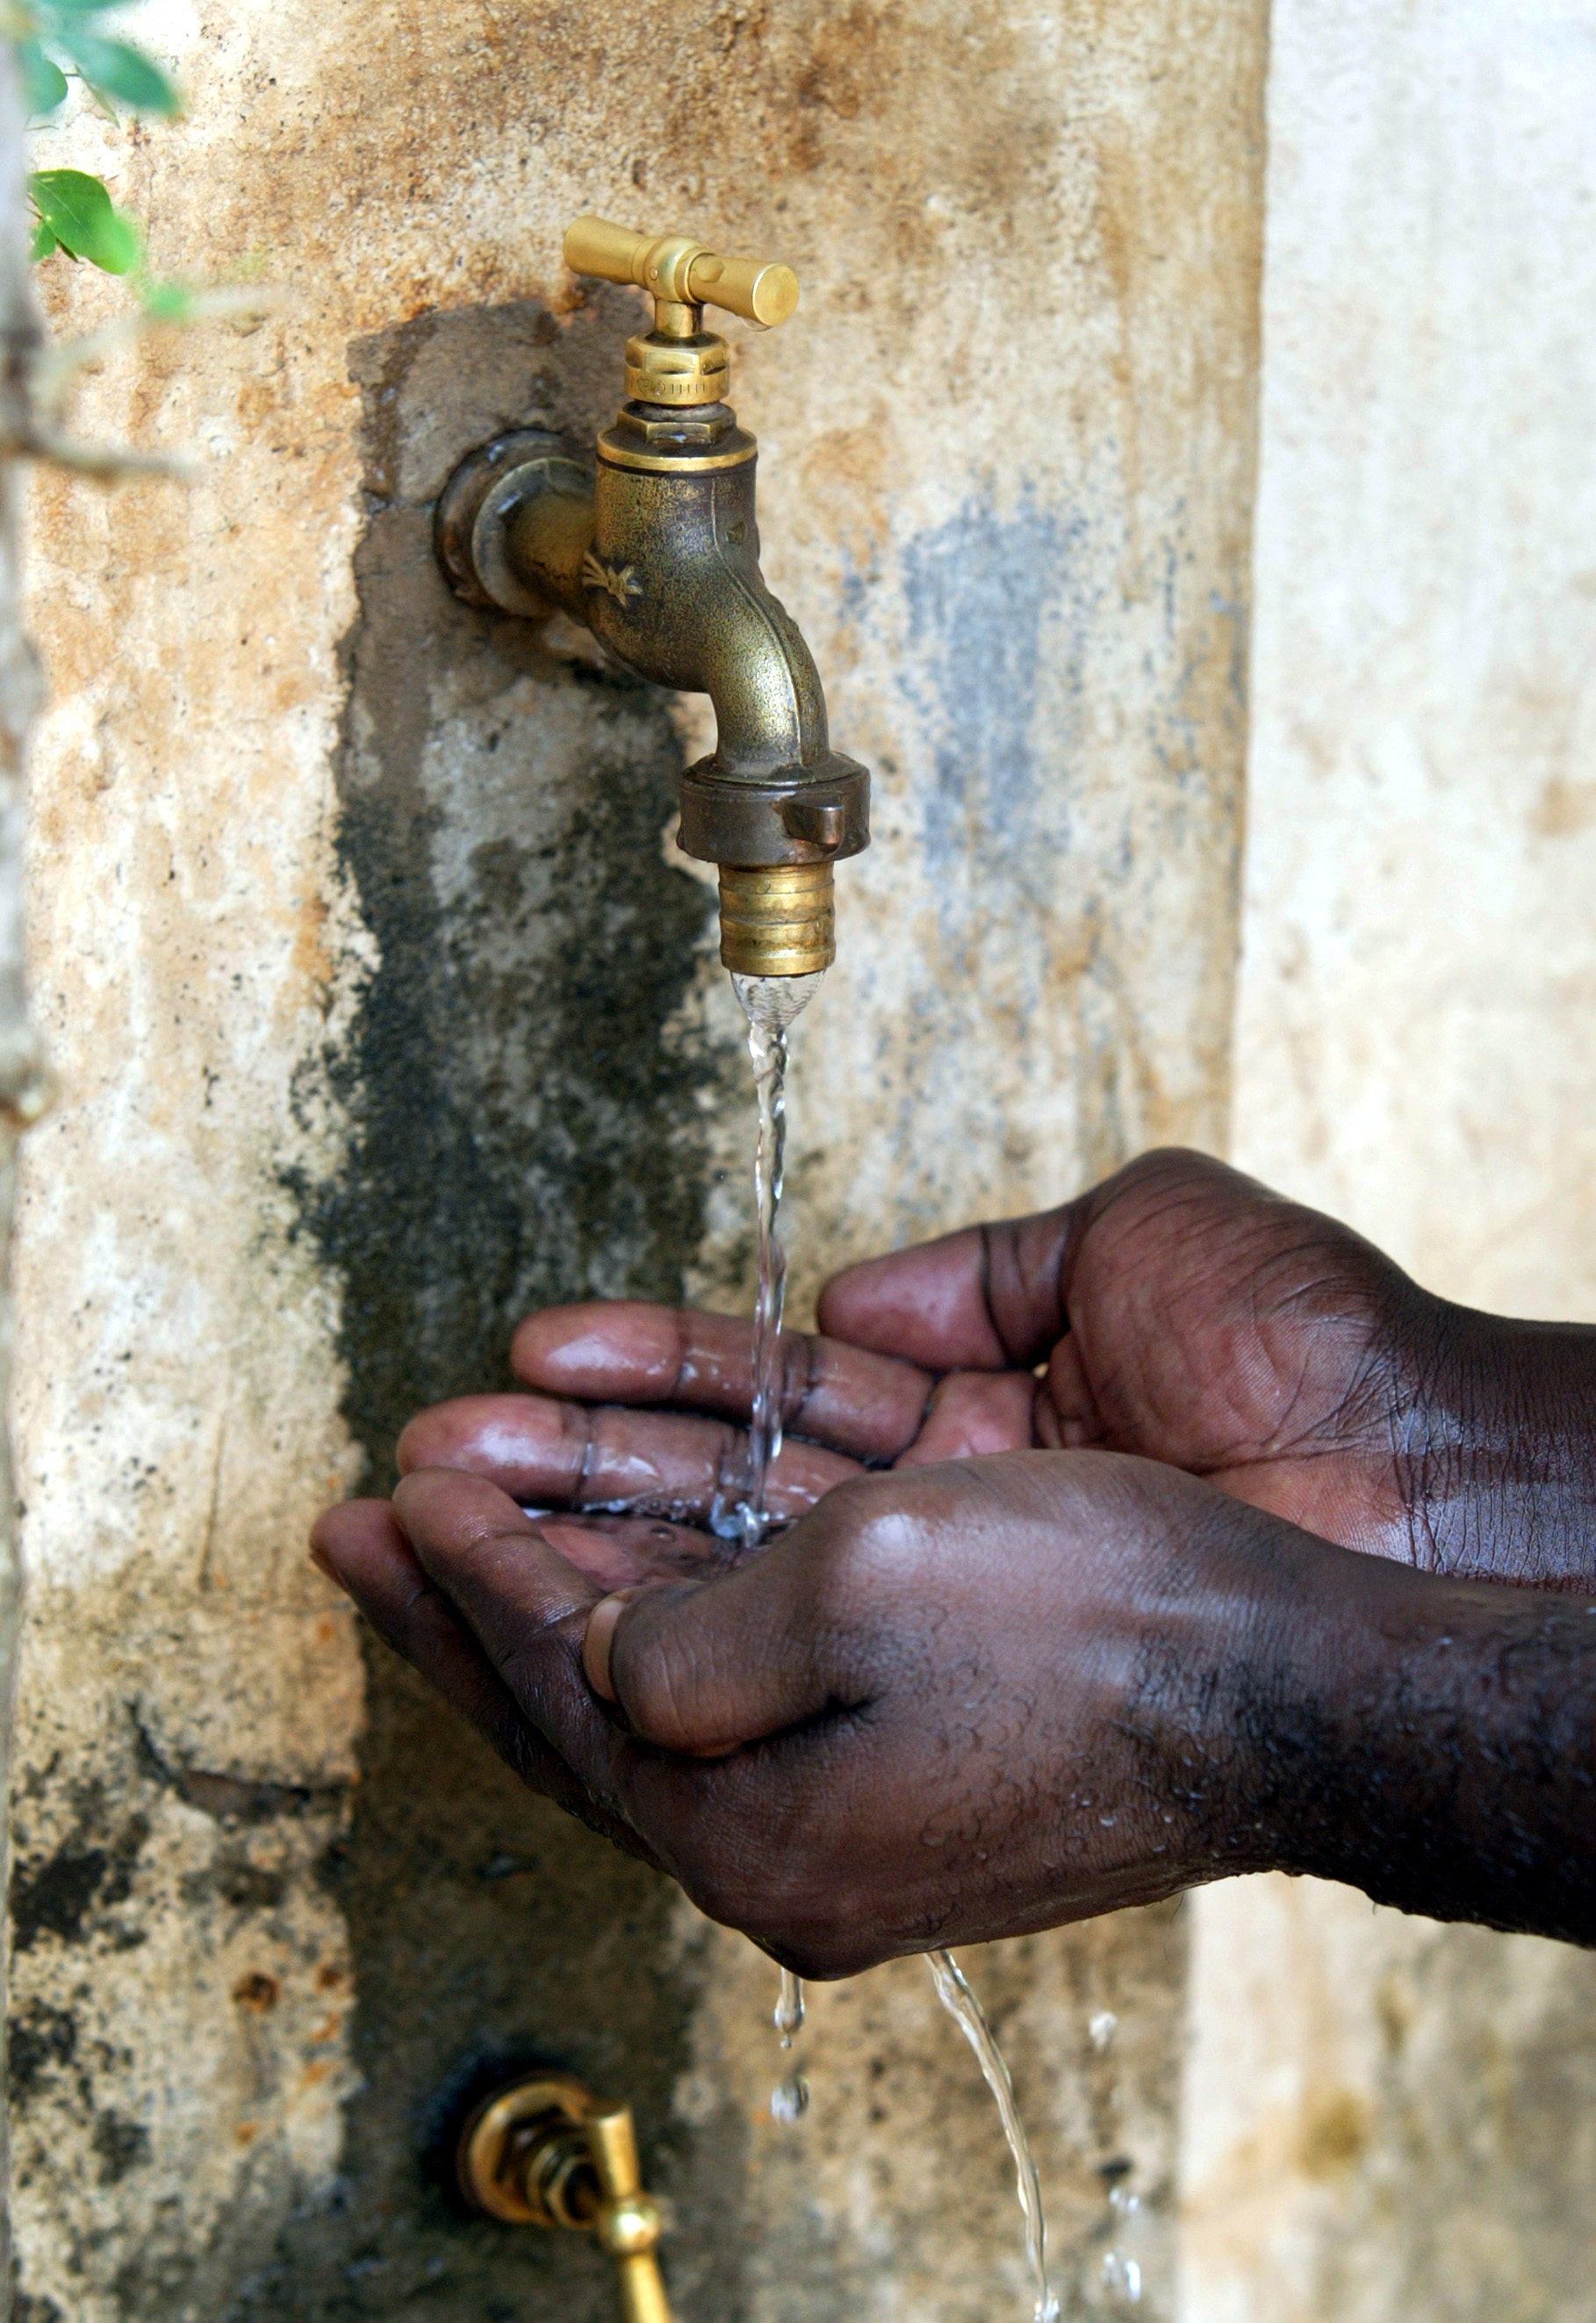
[457,2072,675,2323]
[435,216,870,977]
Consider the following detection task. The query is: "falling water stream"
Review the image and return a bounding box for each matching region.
[927,1949,1060,2323]
[725,969,1058,2323]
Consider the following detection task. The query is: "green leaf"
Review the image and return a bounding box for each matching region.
[29,219,59,263]
[27,169,142,273]
[17,40,70,116]
[50,31,179,112]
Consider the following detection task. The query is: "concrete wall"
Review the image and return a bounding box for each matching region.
[1183,2,1596,2317]
[8,3,1265,2317]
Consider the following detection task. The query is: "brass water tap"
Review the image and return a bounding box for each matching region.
[457,2071,674,2323]
[436,217,870,976]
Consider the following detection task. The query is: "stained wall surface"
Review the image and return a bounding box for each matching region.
[1183,2,1596,2317]
[7,3,1266,2319]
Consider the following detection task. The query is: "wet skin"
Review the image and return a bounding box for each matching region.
[313,1150,1596,1971]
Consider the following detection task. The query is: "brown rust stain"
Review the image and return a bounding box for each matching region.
[1298,2087,1373,2180]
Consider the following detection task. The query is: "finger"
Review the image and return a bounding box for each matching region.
[390,1469,632,1805]
[310,1498,625,1833]
[816,1210,1073,1370]
[510,1301,932,1460]
[599,1489,882,1758]
[893,1370,1040,1466]
[398,1391,859,1525]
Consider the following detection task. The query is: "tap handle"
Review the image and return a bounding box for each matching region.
[565,215,800,327]
[587,2103,674,2323]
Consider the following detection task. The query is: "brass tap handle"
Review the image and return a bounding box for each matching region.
[564,214,799,328]
[587,2104,673,2323]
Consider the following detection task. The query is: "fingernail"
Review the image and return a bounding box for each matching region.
[582,1590,635,1701]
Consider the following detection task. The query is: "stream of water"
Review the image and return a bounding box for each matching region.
[927,1948,1060,2323]
[727,968,824,1551]
[726,969,1059,2322]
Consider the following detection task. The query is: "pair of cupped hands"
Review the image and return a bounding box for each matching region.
[313,1149,1594,1975]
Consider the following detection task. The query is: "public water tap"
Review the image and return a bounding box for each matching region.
[436,217,870,976]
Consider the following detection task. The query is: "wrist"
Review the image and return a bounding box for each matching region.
[1231,1531,1596,1944]
[1390,1300,1596,1586]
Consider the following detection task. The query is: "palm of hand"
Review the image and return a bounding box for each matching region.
[396,1149,1427,1572]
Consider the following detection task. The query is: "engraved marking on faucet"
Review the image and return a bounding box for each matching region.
[582,551,643,607]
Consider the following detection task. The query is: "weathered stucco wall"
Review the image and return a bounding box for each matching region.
[1183,2,1596,2317]
[9,2,1265,2319]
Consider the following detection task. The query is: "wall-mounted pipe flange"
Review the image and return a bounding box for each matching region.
[434,429,593,620]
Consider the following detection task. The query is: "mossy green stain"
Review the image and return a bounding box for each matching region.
[270,303,747,2321]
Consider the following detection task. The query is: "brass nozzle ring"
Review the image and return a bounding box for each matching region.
[717,863,835,977]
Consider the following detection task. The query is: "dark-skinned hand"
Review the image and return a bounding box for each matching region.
[311,1149,1596,1967]
[377,1147,1596,1586]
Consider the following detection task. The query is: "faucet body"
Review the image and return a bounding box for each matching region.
[435,219,869,975]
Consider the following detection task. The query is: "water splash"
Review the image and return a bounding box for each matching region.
[926,1947,1059,2323]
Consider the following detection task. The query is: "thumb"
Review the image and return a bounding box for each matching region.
[582,1517,863,1758]
[817,1210,1071,1370]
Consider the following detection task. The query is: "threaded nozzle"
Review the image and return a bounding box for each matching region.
[717,862,836,976]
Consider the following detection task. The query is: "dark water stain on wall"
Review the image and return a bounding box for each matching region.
[895,487,1107,981]
[266,298,746,2319]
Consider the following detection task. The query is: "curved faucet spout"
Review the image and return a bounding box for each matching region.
[434,221,870,975]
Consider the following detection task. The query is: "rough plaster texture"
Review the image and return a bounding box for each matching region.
[7,0,1265,2314]
[1183,3,1596,2318]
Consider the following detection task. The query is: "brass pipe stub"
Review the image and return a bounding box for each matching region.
[718,861,836,977]
[457,2072,675,2323]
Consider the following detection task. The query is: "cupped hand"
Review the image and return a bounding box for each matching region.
[396,1148,1596,1586]
[313,1449,1330,1974]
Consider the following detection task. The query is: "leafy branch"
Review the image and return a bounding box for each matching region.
[4,0,278,479]
[11,0,177,124]
[11,0,176,289]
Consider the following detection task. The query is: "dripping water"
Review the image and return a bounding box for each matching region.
[722,972,1059,2321]
[927,1948,1059,2323]
[770,1965,809,2123]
